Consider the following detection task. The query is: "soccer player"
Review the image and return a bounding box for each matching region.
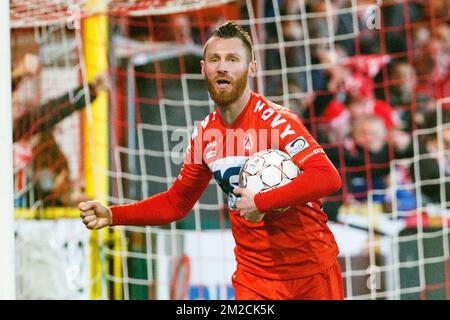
[79,21,344,300]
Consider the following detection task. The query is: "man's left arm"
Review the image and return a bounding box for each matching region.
[254,109,341,212]
[254,152,341,212]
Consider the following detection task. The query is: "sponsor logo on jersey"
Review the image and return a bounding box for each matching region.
[209,156,248,196]
[244,134,254,151]
[205,140,217,160]
[205,150,216,160]
[253,99,296,139]
[285,136,309,157]
[298,148,325,164]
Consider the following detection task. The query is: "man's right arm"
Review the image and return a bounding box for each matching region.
[80,122,211,229]
[110,124,212,226]
[110,177,210,226]
[79,119,212,230]
[79,177,210,229]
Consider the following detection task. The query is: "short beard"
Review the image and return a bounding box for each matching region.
[206,71,248,107]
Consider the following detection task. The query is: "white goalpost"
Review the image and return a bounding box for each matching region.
[0,0,16,300]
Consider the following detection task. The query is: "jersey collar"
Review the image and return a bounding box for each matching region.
[215,91,256,129]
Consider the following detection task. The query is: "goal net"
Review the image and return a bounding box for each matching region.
[10,0,450,299]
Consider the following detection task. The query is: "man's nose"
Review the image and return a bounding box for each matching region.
[216,59,229,73]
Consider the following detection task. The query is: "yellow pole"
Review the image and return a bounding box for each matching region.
[82,0,122,300]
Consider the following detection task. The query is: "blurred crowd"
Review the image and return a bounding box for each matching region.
[136,0,450,219]
[261,0,450,219]
[11,0,450,219]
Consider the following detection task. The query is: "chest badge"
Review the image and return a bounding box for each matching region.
[244,134,254,151]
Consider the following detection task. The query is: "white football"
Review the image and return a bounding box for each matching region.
[239,149,301,195]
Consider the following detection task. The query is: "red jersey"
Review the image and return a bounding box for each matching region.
[111,91,341,280]
[178,91,340,279]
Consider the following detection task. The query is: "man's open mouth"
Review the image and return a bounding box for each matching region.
[216,79,231,89]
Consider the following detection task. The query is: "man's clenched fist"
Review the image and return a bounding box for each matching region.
[79,200,112,230]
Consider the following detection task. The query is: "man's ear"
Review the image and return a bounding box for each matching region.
[248,60,257,77]
[200,60,205,76]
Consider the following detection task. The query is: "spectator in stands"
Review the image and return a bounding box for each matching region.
[305,1,353,91]
[272,79,312,120]
[12,53,40,92]
[388,60,434,131]
[344,114,416,210]
[345,115,391,203]
[435,23,450,99]
[266,0,351,96]
[382,0,427,54]
[352,0,381,54]
[30,133,83,207]
[12,53,109,207]
[413,23,450,103]
[280,0,308,96]
[13,72,107,142]
[263,0,309,95]
[312,46,350,128]
[431,0,450,20]
[321,69,398,144]
[412,109,450,207]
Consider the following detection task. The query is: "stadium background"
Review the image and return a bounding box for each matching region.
[6,0,450,299]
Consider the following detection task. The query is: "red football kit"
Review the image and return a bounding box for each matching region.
[111,91,343,299]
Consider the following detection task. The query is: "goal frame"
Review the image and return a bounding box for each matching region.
[0,0,16,300]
